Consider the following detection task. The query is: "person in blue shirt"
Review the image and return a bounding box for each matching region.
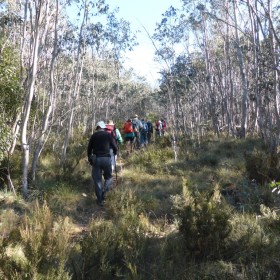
[140,118,148,147]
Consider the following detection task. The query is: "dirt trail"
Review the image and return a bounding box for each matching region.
[70,156,126,236]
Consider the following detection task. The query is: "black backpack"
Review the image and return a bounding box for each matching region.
[147,122,153,133]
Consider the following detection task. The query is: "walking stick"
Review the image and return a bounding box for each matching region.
[115,155,118,185]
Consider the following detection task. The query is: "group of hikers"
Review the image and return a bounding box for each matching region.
[87,116,167,206]
[122,114,167,152]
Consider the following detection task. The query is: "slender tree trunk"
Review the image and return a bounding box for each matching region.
[21,0,47,197]
[31,0,59,180]
[9,112,21,154]
[61,1,88,164]
[233,0,248,138]
[200,10,220,137]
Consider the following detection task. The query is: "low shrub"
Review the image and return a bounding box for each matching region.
[0,200,72,279]
[172,180,232,259]
[78,190,149,279]
[199,153,219,166]
[244,149,280,184]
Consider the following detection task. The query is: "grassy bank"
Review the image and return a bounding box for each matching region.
[1,136,280,279]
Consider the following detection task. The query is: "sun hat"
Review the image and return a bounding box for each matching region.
[96,121,106,129]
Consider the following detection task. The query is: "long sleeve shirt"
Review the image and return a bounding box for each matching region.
[87,130,118,158]
[115,128,123,144]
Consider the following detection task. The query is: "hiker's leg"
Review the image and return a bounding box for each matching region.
[101,157,113,194]
[114,154,117,170]
[110,148,116,172]
[130,138,134,152]
[125,137,130,153]
[155,130,159,138]
[144,133,148,146]
[140,133,143,147]
[92,159,103,203]
[136,133,140,149]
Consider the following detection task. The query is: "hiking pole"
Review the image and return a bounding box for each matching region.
[115,155,118,185]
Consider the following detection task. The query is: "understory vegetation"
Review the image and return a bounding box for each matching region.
[1,136,280,279]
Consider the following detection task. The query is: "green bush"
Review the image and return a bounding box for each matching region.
[127,146,174,175]
[0,200,72,279]
[244,149,280,184]
[172,180,232,259]
[78,190,148,279]
[199,153,219,166]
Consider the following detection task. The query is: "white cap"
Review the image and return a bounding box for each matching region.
[96,121,106,129]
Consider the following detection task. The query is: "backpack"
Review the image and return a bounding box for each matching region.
[141,121,148,132]
[147,122,152,132]
[123,121,133,133]
[132,119,138,131]
[155,121,162,130]
[106,124,117,140]
[147,122,153,133]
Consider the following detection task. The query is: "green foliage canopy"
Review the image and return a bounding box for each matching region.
[0,42,22,162]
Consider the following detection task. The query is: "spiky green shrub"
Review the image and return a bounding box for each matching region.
[225,208,280,279]
[105,189,144,219]
[199,153,219,166]
[0,200,72,279]
[127,146,173,174]
[78,190,149,280]
[172,179,232,259]
[244,149,280,184]
[45,183,82,215]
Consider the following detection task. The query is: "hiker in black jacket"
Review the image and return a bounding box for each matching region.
[146,119,153,144]
[87,121,118,206]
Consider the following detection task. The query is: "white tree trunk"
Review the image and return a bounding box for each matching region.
[21,0,50,197]
[61,1,87,164]
[31,0,59,180]
[233,0,248,138]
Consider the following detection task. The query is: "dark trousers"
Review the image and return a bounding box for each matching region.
[91,157,112,203]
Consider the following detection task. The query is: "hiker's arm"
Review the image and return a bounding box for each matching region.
[87,136,94,164]
[109,134,118,155]
[116,129,123,144]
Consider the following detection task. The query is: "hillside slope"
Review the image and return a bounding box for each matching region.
[1,137,280,279]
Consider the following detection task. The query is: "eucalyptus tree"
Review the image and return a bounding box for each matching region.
[18,0,64,197]
[230,0,248,138]
[181,0,280,145]
[103,11,138,116]
[83,21,107,133]
[60,0,105,164]
[0,6,24,154]
[158,55,193,134]
[0,31,22,194]
[30,0,61,180]
[247,0,280,149]
[152,5,190,159]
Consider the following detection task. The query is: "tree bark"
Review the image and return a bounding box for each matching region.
[233,0,248,138]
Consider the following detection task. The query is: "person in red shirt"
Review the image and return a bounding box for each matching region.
[123,119,135,153]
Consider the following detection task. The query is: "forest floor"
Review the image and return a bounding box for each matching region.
[68,152,130,236]
[2,136,280,279]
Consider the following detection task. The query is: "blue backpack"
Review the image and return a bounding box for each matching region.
[141,121,148,132]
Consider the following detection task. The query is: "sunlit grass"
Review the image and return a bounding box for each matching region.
[2,136,280,278]
[45,183,84,215]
